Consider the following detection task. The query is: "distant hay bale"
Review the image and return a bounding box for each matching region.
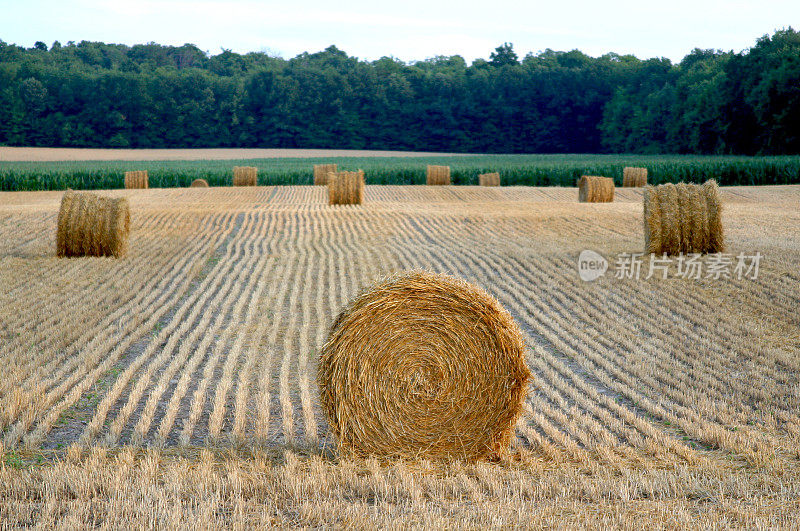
[426,165,451,185]
[124,170,148,189]
[328,170,365,205]
[643,180,724,255]
[623,167,648,187]
[190,179,209,188]
[232,166,257,186]
[479,172,500,186]
[318,270,531,461]
[314,164,338,186]
[56,190,130,258]
[578,176,614,202]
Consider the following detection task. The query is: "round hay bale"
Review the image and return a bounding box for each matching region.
[314,163,338,186]
[190,178,209,188]
[124,170,149,189]
[622,167,648,187]
[328,170,364,205]
[426,165,451,185]
[703,180,725,252]
[232,166,258,186]
[479,172,500,186]
[578,175,614,202]
[318,270,531,461]
[56,190,130,258]
[643,180,724,255]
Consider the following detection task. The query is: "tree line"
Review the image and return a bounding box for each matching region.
[0,29,798,154]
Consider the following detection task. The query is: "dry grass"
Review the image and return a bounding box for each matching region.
[314,164,338,186]
[1,184,799,526]
[623,167,648,187]
[124,170,148,189]
[327,170,364,205]
[190,178,209,188]
[644,180,725,255]
[318,270,530,460]
[232,166,258,186]
[56,190,130,258]
[578,175,614,202]
[426,165,451,185]
[479,172,500,186]
[1,448,798,528]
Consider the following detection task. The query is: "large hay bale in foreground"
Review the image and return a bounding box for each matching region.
[314,164,338,186]
[56,191,130,258]
[124,170,148,189]
[318,270,531,461]
[479,172,500,186]
[190,179,209,188]
[232,166,257,186]
[643,180,724,255]
[328,170,365,205]
[623,167,648,187]
[578,176,614,202]
[426,165,451,185]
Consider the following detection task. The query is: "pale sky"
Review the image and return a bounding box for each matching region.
[1,0,798,63]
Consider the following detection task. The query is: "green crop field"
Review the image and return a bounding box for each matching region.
[1,154,799,191]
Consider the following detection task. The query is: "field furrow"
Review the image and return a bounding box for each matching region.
[0,185,796,472]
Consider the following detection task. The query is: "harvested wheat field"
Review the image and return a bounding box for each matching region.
[1,184,799,527]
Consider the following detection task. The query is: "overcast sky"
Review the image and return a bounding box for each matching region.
[2,0,798,63]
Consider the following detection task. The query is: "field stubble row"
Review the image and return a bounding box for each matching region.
[0,187,800,461]
[0,184,799,525]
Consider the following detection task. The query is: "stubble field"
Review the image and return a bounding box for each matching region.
[1,184,799,527]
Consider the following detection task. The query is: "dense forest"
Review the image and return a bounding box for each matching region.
[0,29,798,154]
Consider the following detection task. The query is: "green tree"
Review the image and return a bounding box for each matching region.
[490,43,518,67]
[0,31,798,154]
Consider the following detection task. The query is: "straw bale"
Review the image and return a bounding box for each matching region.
[578,176,614,202]
[124,170,148,189]
[318,270,531,461]
[233,166,257,186]
[427,165,451,185]
[643,180,724,255]
[314,164,338,186]
[479,172,500,186]
[56,190,130,258]
[623,167,647,187]
[328,170,365,205]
